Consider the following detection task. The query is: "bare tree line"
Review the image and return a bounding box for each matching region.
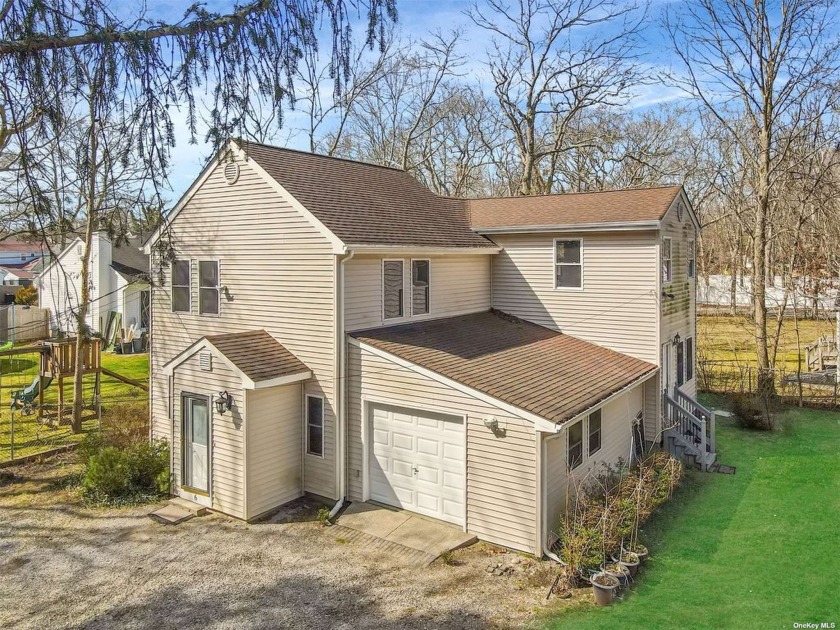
[2,0,840,406]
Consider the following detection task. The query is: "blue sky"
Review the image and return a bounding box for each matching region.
[146,0,696,201]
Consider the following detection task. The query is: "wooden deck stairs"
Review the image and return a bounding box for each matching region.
[663,386,717,471]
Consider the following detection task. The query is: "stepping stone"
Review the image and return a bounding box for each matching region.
[149,503,196,525]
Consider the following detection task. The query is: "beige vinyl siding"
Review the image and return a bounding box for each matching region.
[150,155,337,500]
[347,343,538,553]
[543,381,646,534]
[490,232,660,364]
[344,254,492,331]
[660,195,698,398]
[173,351,245,518]
[245,385,303,519]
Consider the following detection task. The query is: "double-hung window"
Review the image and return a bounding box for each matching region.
[588,409,602,456]
[199,261,220,315]
[555,239,582,289]
[687,239,696,279]
[411,260,430,315]
[568,420,583,470]
[306,395,324,456]
[662,237,672,284]
[171,261,191,313]
[383,260,404,319]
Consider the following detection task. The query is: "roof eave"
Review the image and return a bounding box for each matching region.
[553,367,659,429]
[346,244,501,254]
[473,220,662,235]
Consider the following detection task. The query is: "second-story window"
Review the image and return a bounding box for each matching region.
[199,261,220,315]
[171,260,190,313]
[411,260,430,315]
[383,260,404,320]
[662,237,672,284]
[688,239,696,279]
[555,239,582,289]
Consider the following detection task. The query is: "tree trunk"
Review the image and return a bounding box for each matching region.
[753,137,774,396]
[71,213,95,433]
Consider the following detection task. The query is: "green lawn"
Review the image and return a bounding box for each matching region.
[544,403,840,629]
[0,349,148,462]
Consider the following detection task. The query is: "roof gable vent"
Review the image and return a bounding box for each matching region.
[223,161,240,185]
[199,351,212,371]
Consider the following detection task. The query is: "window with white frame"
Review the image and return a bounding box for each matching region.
[688,239,696,279]
[383,260,404,319]
[411,260,430,315]
[568,420,583,469]
[306,395,324,456]
[171,260,191,313]
[555,239,582,289]
[662,237,672,284]
[588,409,602,456]
[198,261,220,315]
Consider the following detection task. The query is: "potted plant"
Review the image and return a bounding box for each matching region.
[601,560,630,586]
[591,572,620,606]
[611,550,640,576]
[622,541,649,563]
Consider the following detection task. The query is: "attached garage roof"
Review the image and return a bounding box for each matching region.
[351,311,657,426]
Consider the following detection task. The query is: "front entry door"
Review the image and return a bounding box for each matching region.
[181,395,210,505]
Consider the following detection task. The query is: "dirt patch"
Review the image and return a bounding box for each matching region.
[0,454,582,629]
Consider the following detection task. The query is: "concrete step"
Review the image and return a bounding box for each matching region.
[168,497,208,516]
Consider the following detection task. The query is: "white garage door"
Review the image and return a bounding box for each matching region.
[369,403,465,526]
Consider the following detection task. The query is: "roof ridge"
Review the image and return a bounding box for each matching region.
[463,183,682,202]
[236,139,407,174]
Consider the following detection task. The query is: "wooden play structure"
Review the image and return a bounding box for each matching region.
[7,337,148,422]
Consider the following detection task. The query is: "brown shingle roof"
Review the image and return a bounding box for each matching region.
[238,141,495,249]
[351,311,657,425]
[236,141,682,245]
[468,186,682,230]
[205,330,310,384]
[110,237,149,277]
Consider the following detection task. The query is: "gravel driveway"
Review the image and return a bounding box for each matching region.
[0,456,571,629]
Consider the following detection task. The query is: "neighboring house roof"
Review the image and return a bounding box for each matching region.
[110,237,150,278]
[238,141,495,249]
[0,266,34,280]
[351,310,657,426]
[467,185,684,232]
[0,239,47,255]
[204,330,311,386]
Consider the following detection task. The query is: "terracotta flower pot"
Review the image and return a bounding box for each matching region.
[591,572,620,606]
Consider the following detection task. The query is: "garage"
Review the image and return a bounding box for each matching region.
[368,402,465,526]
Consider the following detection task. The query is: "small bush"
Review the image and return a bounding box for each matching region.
[731,393,776,431]
[82,439,169,504]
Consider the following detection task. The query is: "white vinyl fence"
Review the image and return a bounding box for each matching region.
[0,305,50,342]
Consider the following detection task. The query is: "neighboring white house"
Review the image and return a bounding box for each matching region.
[0,239,48,288]
[142,140,705,557]
[36,232,150,335]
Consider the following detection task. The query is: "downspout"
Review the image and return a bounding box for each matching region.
[542,428,565,564]
[329,249,355,520]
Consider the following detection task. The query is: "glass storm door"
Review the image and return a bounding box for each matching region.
[183,396,209,493]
